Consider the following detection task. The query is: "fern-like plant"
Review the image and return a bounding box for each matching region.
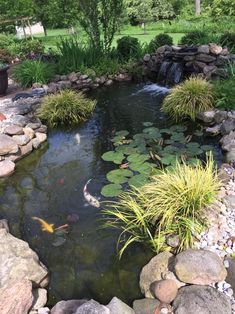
[102,154,220,258]
[162,77,215,121]
[38,90,96,127]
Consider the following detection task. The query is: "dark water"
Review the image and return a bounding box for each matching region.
[0,83,221,305]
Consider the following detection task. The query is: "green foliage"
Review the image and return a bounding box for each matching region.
[13,38,44,58]
[117,36,142,60]
[220,32,235,53]
[180,30,208,45]
[38,90,96,127]
[162,77,215,121]
[211,0,235,17]
[12,60,55,87]
[148,33,173,53]
[102,154,220,257]
[214,78,235,110]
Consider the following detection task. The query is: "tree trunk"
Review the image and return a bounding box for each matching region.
[195,0,201,16]
[42,24,47,36]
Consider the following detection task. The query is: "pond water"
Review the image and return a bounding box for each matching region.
[0,83,222,306]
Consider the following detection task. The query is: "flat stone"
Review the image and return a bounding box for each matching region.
[20,140,33,158]
[0,160,15,177]
[193,60,207,69]
[104,79,113,86]
[12,134,30,146]
[220,131,235,151]
[35,132,47,144]
[35,125,47,134]
[198,45,210,54]
[57,80,72,89]
[214,110,228,123]
[197,111,215,124]
[174,249,227,285]
[133,298,160,314]
[0,279,33,314]
[38,308,50,314]
[139,252,174,298]
[80,75,88,80]
[206,124,221,136]
[68,72,78,83]
[75,300,110,314]
[0,228,49,288]
[32,138,41,149]
[51,299,87,314]
[4,125,23,135]
[0,134,18,155]
[150,279,178,303]
[11,114,30,127]
[173,285,231,314]
[209,43,223,55]
[26,122,42,130]
[31,288,47,310]
[23,127,35,139]
[107,297,135,314]
[221,118,235,135]
[225,148,235,163]
[196,53,216,63]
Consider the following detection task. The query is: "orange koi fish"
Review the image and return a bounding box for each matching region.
[32,217,69,234]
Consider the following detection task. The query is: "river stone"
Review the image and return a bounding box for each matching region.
[221,118,235,135]
[150,279,178,303]
[161,271,185,288]
[214,110,228,123]
[225,148,235,163]
[133,298,160,314]
[23,127,35,139]
[0,160,15,177]
[225,257,235,293]
[173,285,231,314]
[75,300,110,314]
[51,300,87,314]
[197,111,215,124]
[0,228,49,288]
[0,134,18,155]
[4,125,24,135]
[209,44,223,55]
[220,131,235,151]
[35,125,47,134]
[36,132,47,144]
[38,308,50,314]
[107,297,135,314]
[139,252,174,298]
[12,134,30,146]
[0,279,33,314]
[198,45,210,54]
[32,138,42,149]
[31,288,47,310]
[20,140,33,157]
[26,122,42,130]
[206,124,221,136]
[196,53,216,63]
[11,114,30,127]
[174,249,227,285]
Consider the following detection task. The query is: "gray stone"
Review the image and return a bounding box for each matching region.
[36,132,47,144]
[32,138,42,149]
[183,55,195,62]
[133,298,160,314]
[174,249,227,285]
[38,308,50,314]
[35,125,47,134]
[4,125,23,135]
[20,140,33,157]
[209,43,223,55]
[198,45,210,54]
[0,160,15,177]
[0,134,19,155]
[68,72,78,82]
[107,297,135,314]
[206,124,221,136]
[220,131,235,151]
[80,75,89,80]
[51,299,87,314]
[0,227,49,288]
[48,82,58,93]
[203,65,217,78]
[221,118,235,135]
[11,114,30,127]
[166,235,180,248]
[173,285,231,314]
[225,148,235,163]
[196,53,216,63]
[23,127,35,139]
[12,134,30,146]
[214,110,228,123]
[26,122,42,130]
[58,80,72,89]
[197,111,215,124]
[225,257,235,293]
[139,252,174,298]
[0,279,33,314]
[104,79,113,86]
[143,54,151,62]
[31,288,47,310]
[75,300,110,314]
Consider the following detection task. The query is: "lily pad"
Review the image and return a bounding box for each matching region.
[101,151,124,164]
[115,145,137,155]
[160,128,173,135]
[143,122,153,127]
[128,174,149,188]
[186,158,201,166]
[111,135,124,143]
[201,145,213,151]
[127,153,149,163]
[170,125,187,132]
[161,154,178,166]
[106,169,133,184]
[101,184,122,197]
[129,162,153,174]
[115,130,129,137]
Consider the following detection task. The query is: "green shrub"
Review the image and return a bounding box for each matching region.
[179,30,218,45]
[148,33,173,53]
[0,34,15,50]
[162,77,215,121]
[102,154,220,257]
[38,90,96,127]
[117,36,142,60]
[214,77,235,109]
[220,32,235,52]
[0,48,12,64]
[12,60,55,87]
[14,38,44,58]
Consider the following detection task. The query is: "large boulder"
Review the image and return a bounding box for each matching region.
[0,160,15,177]
[75,300,110,314]
[174,249,227,285]
[139,252,174,298]
[220,118,235,135]
[133,298,160,314]
[107,297,135,314]
[0,279,33,314]
[4,125,24,135]
[150,279,178,303]
[173,285,231,314]
[0,227,49,288]
[51,300,87,314]
[0,134,18,155]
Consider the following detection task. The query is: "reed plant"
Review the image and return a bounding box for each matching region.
[102,154,220,258]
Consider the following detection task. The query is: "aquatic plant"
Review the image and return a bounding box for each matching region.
[38,90,96,127]
[12,60,55,87]
[162,77,215,121]
[102,154,220,258]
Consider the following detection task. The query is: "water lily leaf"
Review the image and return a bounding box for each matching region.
[186,142,200,149]
[143,122,153,127]
[186,147,203,156]
[143,127,159,134]
[111,135,124,143]
[129,162,153,174]
[162,146,178,154]
[101,184,122,197]
[201,145,213,151]
[127,153,149,163]
[170,133,185,141]
[106,169,133,184]
[128,174,149,188]
[136,145,148,154]
[160,128,173,135]
[170,125,187,132]
[115,130,129,137]
[186,158,201,166]
[116,145,137,155]
[165,139,175,145]
[102,151,124,164]
[161,154,178,166]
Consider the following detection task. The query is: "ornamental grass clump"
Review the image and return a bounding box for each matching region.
[38,90,96,127]
[102,154,220,258]
[162,77,215,121]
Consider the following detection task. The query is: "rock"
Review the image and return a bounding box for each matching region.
[225,257,235,293]
[173,285,231,314]
[206,124,221,135]
[0,227,49,288]
[80,75,89,80]
[23,127,35,139]
[214,110,228,123]
[38,308,50,314]
[4,125,24,135]
[32,138,42,149]
[203,65,217,78]
[196,53,217,63]
[36,132,47,144]
[32,82,43,89]
[48,82,58,93]
[183,55,195,62]
[174,249,227,285]
[0,219,9,232]
[26,122,42,130]
[197,111,215,124]
[220,131,235,151]
[58,80,72,89]
[225,148,235,163]
[150,279,178,303]
[156,46,166,54]
[115,73,132,82]
[75,300,110,314]
[209,44,223,55]
[51,299,87,314]
[0,160,15,177]
[35,125,47,133]
[161,271,186,288]
[68,72,78,83]
[104,79,113,86]
[0,112,6,121]
[193,61,207,70]
[144,54,151,62]
[221,118,235,135]
[133,298,160,314]
[166,235,180,248]
[198,45,210,54]
[0,279,33,314]
[31,288,47,310]
[11,114,30,127]
[107,297,135,314]
[0,134,19,155]
[20,140,33,157]
[12,134,31,146]
[139,252,174,298]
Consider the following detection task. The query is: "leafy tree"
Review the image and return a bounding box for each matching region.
[152,0,174,20]
[211,0,235,17]
[126,0,153,33]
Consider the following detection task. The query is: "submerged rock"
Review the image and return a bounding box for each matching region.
[0,160,15,177]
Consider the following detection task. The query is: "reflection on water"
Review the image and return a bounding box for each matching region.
[0,83,221,305]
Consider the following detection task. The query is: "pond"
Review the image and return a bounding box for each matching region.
[0,82,222,306]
